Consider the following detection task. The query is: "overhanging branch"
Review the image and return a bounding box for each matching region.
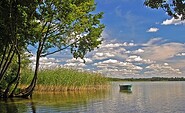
[40,43,72,57]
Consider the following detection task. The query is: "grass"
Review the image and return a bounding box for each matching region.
[20,68,109,92]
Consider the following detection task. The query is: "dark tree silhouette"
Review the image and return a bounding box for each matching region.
[144,0,185,20]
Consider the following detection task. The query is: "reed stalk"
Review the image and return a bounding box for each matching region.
[20,68,109,92]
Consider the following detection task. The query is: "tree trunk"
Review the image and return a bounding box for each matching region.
[0,46,8,72]
[0,46,14,81]
[14,11,51,98]
[16,45,41,98]
[4,48,21,98]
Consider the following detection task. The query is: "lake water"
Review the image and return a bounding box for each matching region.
[1,81,185,113]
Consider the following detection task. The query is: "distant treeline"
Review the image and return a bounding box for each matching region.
[108,77,185,81]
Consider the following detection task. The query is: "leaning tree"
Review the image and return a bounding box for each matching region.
[16,0,104,98]
[0,0,38,98]
[0,0,104,99]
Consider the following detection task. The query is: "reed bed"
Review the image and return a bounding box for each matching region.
[20,68,109,92]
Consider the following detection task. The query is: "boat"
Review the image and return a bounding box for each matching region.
[119,84,132,91]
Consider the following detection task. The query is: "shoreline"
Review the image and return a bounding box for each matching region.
[18,84,110,92]
[108,77,185,82]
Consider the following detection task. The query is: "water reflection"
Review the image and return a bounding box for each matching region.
[1,82,185,113]
[119,90,132,94]
[0,90,109,113]
[0,98,29,113]
[0,99,17,113]
[112,81,185,113]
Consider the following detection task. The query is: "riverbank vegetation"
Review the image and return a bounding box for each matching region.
[0,0,104,98]
[19,68,109,92]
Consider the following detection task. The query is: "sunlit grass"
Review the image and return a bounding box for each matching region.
[20,68,109,92]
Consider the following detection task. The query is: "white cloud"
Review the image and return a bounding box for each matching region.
[66,58,92,63]
[73,40,185,77]
[164,63,169,66]
[64,63,85,67]
[64,63,76,67]
[147,27,159,32]
[125,49,145,54]
[176,53,185,56]
[95,53,104,57]
[143,37,163,46]
[162,15,185,25]
[126,55,154,64]
[145,63,182,75]
[63,57,94,69]
[141,42,185,61]
[101,42,135,48]
[29,56,60,70]
[102,59,118,64]
[102,43,122,48]
[135,49,144,53]
[133,49,144,54]
[127,55,143,62]
[93,52,115,60]
[94,59,143,76]
[28,39,185,78]
[91,41,129,61]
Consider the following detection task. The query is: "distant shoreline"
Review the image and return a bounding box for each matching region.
[107,77,185,81]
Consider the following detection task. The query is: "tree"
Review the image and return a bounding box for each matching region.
[0,0,104,99]
[16,0,104,98]
[144,0,185,20]
[0,0,37,98]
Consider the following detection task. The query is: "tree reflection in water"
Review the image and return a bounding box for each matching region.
[0,90,108,113]
[30,100,36,113]
[0,99,18,113]
[0,98,36,113]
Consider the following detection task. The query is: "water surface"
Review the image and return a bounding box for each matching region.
[1,81,185,113]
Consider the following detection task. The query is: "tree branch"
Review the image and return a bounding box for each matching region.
[41,44,71,57]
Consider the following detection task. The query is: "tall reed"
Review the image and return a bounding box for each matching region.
[20,68,109,92]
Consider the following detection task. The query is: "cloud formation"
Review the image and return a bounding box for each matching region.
[147,27,159,32]
[162,15,185,25]
[142,37,164,46]
[145,63,182,76]
[176,53,185,56]
[28,38,185,78]
[29,56,60,70]
[142,42,185,61]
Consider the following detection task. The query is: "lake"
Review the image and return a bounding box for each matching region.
[1,81,185,113]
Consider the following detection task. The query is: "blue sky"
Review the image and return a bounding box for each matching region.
[95,0,185,43]
[30,0,185,78]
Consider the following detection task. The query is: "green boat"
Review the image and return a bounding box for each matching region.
[119,84,132,90]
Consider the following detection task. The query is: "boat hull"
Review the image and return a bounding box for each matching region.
[119,84,132,90]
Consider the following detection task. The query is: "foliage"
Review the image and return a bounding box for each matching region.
[20,68,108,91]
[20,0,104,98]
[144,0,185,19]
[0,0,104,98]
[0,54,30,88]
[0,0,37,98]
[30,0,104,58]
